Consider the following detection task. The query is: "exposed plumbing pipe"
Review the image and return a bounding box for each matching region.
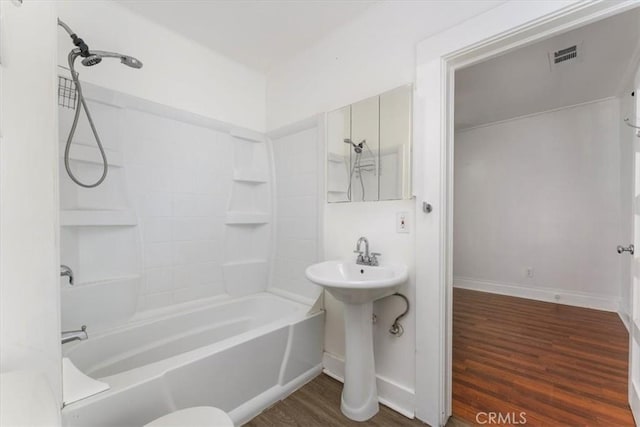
[388,292,409,337]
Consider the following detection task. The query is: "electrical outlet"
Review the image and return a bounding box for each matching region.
[396,212,409,233]
[526,267,534,278]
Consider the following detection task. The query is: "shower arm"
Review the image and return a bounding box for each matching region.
[57,18,74,36]
[58,19,91,59]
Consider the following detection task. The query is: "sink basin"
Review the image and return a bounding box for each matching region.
[305,260,408,304]
[305,259,409,421]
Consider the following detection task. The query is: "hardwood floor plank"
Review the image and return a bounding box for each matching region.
[453,288,635,426]
[246,289,634,426]
[244,374,427,427]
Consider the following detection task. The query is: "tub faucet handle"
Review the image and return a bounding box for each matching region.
[370,252,381,266]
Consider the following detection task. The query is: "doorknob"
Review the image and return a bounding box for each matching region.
[617,244,635,255]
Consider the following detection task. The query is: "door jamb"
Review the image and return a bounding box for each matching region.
[414,2,640,425]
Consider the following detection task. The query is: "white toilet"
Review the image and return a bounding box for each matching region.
[145,407,234,427]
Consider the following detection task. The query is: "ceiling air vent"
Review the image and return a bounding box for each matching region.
[554,45,578,64]
[548,43,582,70]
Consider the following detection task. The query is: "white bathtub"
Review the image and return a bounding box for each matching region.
[61,293,324,426]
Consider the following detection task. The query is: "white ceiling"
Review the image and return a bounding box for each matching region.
[115,0,378,73]
[455,8,640,130]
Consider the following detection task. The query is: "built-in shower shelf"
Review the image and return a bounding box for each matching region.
[61,209,137,227]
[233,169,268,184]
[60,143,124,167]
[225,212,270,225]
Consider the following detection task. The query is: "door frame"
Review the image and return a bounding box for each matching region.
[413,1,640,425]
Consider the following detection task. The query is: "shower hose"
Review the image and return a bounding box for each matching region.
[62,46,109,188]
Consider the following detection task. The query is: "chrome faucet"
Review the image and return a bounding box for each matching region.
[60,264,73,286]
[61,325,88,344]
[354,237,381,266]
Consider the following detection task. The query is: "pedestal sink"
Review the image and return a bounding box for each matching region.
[305,260,409,421]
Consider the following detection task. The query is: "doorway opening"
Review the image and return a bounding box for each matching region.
[450,8,640,425]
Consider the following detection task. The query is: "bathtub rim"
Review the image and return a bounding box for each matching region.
[60,309,325,423]
[63,291,311,345]
[62,292,317,393]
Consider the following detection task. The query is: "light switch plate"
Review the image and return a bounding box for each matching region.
[396,212,409,233]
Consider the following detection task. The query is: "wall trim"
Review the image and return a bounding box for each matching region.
[80,81,262,135]
[455,96,618,134]
[322,352,415,419]
[266,114,321,139]
[619,312,631,333]
[453,276,620,312]
[267,287,315,306]
[415,1,640,425]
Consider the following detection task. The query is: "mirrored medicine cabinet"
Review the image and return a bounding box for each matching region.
[326,84,412,203]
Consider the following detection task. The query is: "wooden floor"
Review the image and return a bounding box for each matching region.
[453,288,634,426]
[244,374,427,427]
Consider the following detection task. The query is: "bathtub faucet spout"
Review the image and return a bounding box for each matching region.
[62,325,88,344]
[61,264,74,286]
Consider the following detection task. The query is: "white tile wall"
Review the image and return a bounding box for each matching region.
[272,127,321,300]
[122,109,234,310]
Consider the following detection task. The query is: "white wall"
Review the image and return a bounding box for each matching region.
[266,0,508,417]
[56,0,266,132]
[266,0,507,131]
[454,98,624,310]
[0,0,62,421]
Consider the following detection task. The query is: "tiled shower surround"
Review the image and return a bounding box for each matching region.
[271,125,321,301]
[59,84,280,326]
[125,109,234,309]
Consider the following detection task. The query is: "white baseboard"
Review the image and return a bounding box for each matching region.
[453,276,620,312]
[322,352,415,419]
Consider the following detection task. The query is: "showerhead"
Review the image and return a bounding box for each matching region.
[343,138,364,154]
[81,55,102,67]
[58,20,143,70]
[79,51,143,69]
[120,55,143,69]
[58,18,144,189]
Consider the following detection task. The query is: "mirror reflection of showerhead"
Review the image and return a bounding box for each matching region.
[343,138,364,153]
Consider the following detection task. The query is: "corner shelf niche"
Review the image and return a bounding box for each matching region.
[58,95,141,305]
[223,128,272,297]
